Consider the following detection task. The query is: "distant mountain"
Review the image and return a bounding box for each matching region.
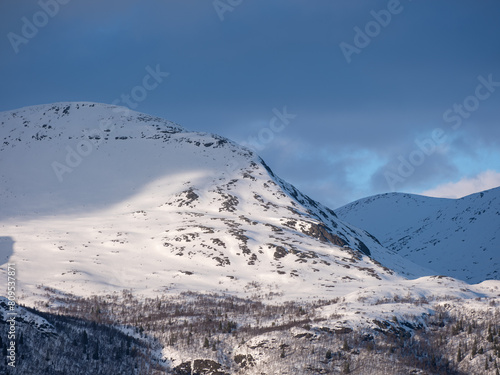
[336,189,500,283]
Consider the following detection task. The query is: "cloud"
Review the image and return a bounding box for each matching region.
[1,1,499,209]
[419,170,500,199]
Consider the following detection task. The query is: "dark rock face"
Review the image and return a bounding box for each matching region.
[302,222,347,247]
[234,354,255,368]
[174,359,229,375]
[356,239,371,256]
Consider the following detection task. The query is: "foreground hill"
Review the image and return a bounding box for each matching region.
[336,188,500,283]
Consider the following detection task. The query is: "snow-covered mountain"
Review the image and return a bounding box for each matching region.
[0,102,416,303]
[0,102,497,313]
[336,189,500,283]
[2,102,500,374]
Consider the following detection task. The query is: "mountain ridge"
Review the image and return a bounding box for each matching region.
[336,187,500,283]
[0,102,497,311]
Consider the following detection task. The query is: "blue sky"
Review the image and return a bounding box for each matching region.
[1,0,499,208]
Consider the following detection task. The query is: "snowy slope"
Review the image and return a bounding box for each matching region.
[336,189,500,283]
[0,296,55,337]
[0,102,497,318]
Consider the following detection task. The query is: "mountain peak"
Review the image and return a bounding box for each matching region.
[1,101,422,305]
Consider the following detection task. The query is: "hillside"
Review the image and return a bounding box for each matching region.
[1,102,499,374]
[336,189,500,283]
[0,102,432,304]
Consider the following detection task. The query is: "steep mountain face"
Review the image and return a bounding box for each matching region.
[0,102,432,305]
[336,189,500,283]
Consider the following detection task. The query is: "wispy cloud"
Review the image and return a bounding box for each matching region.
[419,170,500,199]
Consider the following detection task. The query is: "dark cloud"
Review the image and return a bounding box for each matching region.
[1,0,499,207]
